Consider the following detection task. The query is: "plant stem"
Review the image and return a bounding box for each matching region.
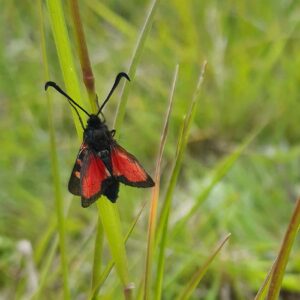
[69,0,97,112]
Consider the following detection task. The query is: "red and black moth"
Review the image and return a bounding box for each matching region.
[45,72,154,207]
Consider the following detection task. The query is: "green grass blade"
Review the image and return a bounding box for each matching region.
[266,198,300,300]
[88,200,148,299]
[156,62,207,245]
[46,0,86,136]
[153,117,185,300]
[144,64,178,300]
[176,234,231,300]
[154,62,207,300]
[41,1,71,299]
[254,259,278,300]
[97,199,132,299]
[113,0,161,133]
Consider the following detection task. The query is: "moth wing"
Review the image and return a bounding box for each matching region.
[80,150,111,207]
[111,143,155,187]
[68,143,87,196]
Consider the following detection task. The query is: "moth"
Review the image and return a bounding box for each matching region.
[45,72,154,207]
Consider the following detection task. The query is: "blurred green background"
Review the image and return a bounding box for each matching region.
[0,0,300,299]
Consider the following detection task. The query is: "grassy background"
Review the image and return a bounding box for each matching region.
[0,0,300,299]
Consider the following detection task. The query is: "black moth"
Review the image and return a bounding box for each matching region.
[45,72,154,207]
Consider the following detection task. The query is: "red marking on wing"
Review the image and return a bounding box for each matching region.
[81,151,110,200]
[111,144,154,187]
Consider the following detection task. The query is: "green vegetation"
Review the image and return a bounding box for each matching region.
[0,1,299,299]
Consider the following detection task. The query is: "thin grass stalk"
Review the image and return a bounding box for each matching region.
[42,1,70,299]
[69,0,97,112]
[113,0,160,133]
[153,118,185,300]
[153,63,206,300]
[156,61,207,243]
[144,64,178,300]
[266,198,300,300]
[176,234,231,300]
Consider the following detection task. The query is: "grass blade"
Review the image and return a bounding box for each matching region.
[97,199,132,299]
[154,62,207,300]
[69,0,97,112]
[88,200,148,299]
[144,64,178,300]
[266,198,300,300]
[113,0,161,133]
[254,259,278,300]
[42,2,72,299]
[46,0,86,136]
[156,61,207,244]
[176,234,231,300]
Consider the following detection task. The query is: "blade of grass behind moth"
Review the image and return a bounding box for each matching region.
[88,200,148,300]
[113,0,161,133]
[144,65,178,300]
[176,234,231,300]
[41,2,70,299]
[46,0,87,137]
[266,198,300,300]
[69,0,97,112]
[154,62,207,300]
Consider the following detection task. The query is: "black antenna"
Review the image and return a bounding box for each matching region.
[45,81,90,129]
[97,72,130,116]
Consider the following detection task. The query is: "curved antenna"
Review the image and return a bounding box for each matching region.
[45,81,91,117]
[45,81,90,129]
[97,72,130,116]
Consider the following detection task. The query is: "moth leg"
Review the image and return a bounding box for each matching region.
[97,149,109,159]
[95,94,100,109]
[111,129,116,137]
[97,149,113,175]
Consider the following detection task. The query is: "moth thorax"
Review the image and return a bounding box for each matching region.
[87,114,102,128]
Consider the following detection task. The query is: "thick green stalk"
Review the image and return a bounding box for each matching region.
[97,199,132,299]
[47,0,86,136]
